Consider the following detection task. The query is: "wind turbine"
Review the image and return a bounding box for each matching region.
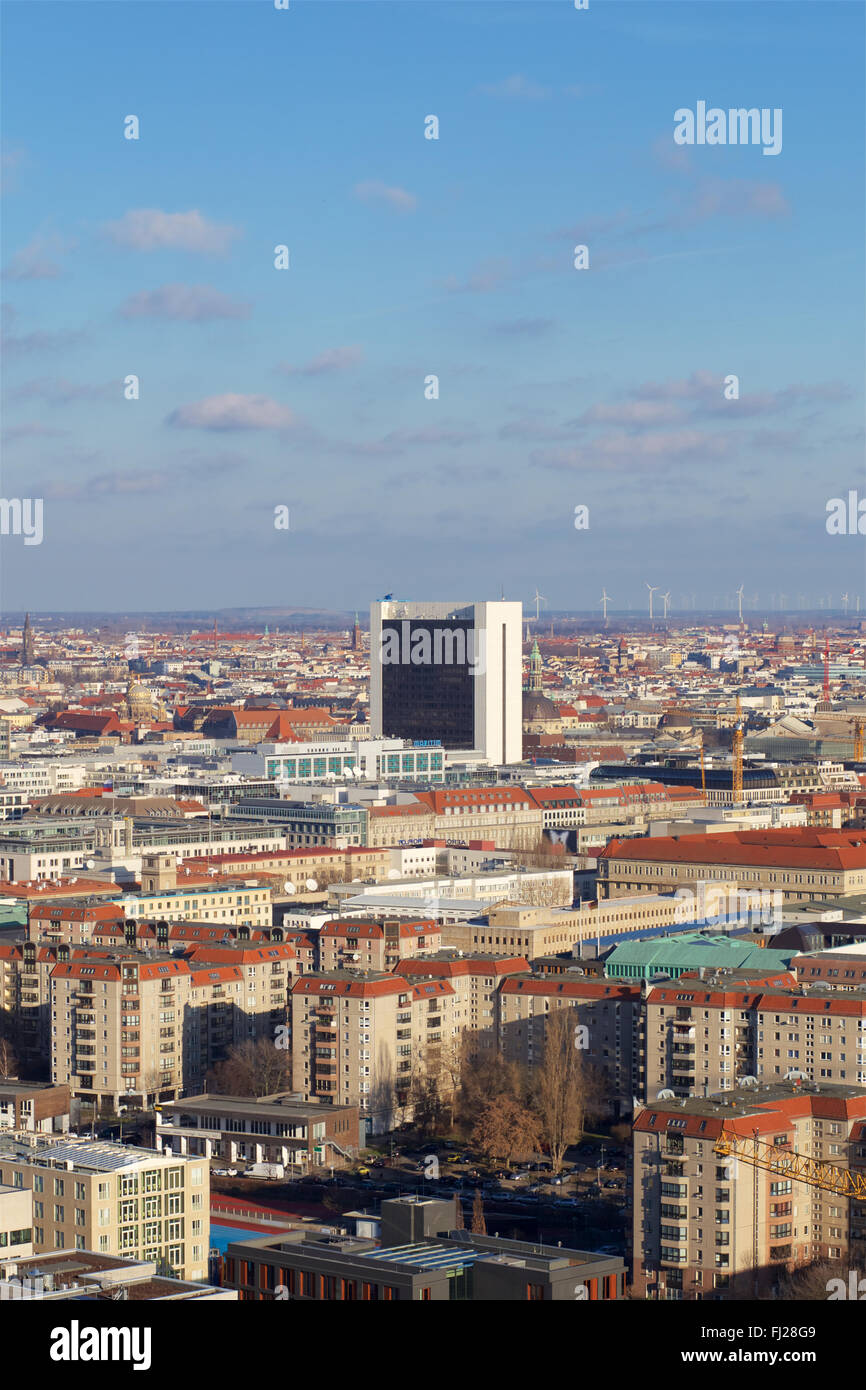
[842,593,849,615]
[646,583,659,624]
[529,588,546,622]
[661,591,671,620]
[600,590,611,624]
[735,584,745,624]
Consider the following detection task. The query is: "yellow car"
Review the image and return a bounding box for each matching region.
[356,1166,370,1176]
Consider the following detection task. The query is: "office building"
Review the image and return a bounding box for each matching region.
[370,600,522,764]
[226,1195,625,1301]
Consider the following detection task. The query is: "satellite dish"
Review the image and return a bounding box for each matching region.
[305,878,318,891]
[656,1089,676,1101]
[283,882,296,894]
[85,860,95,870]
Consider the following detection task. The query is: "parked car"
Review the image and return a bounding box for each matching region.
[211,1168,228,1176]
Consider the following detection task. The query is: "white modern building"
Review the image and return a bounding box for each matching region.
[370,600,523,765]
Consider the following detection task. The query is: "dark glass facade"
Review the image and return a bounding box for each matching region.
[380,619,475,748]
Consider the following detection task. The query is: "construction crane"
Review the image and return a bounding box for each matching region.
[854,717,864,762]
[715,1129,866,1201]
[699,731,708,807]
[715,1124,866,1291]
[732,695,744,804]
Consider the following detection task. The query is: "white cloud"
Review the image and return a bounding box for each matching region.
[478,74,549,100]
[353,181,417,213]
[119,284,250,321]
[279,345,363,375]
[167,394,296,431]
[104,209,241,255]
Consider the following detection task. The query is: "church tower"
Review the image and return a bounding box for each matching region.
[21,613,35,666]
[526,638,543,693]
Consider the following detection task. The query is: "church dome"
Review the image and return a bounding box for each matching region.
[522,692,559,721]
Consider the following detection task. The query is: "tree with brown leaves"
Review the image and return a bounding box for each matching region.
[471,1094,542,1168]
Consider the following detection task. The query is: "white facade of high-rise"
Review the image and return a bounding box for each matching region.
[370,599,523,765]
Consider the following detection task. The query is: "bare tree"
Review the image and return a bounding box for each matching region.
[0,1034,17,1079]
[759,1258,851,1302]
[471,1189,487,1234]
[533,1008,603,1172]
[207,1038,293,1097]
[457,1038,524,1130]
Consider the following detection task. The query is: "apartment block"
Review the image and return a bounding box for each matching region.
[632,1082,866,1300]
[50,955,191,1109]
[396,952,529,1053]
[497,975,643,1113]
[0,1132,210,1280]
[289,973,458,1133]
[645,975,866,1100]
[28,902,125,946]
[318,918,440,973]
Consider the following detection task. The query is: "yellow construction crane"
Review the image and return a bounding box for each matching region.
[715,1130,866,1201]
[853,717,864,762]
[732,695,744,804]
[699,732,708,807]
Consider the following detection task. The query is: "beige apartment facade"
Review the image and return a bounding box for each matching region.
[289,972,458,1133]
[632,1084,866,1300]
[318,918,440,974]
[644,979,866,1101]
[50,955,191,1109]
[0,1132,210,1281]
[497,976,643,1112]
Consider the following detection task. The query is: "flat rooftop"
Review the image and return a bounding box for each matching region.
[648,1080,866,1119]
[0,1133,178,1172]
[160,1092,355,1119]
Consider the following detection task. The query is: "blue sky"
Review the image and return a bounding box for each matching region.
[1,0,863,615]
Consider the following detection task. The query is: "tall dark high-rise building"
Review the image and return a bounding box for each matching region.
[370,599,522,763]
